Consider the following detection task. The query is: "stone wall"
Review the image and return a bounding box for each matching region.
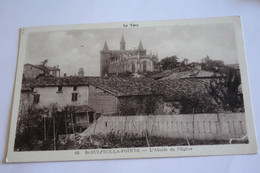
[82,113,247,140]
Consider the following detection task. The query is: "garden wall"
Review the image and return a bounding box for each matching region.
[82,113,247,140]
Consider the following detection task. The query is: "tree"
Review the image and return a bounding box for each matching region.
[14,102,61,151]
[201,56,224,72]
[209,68,244,112]
[40,59,48,66]
[15,103,46,151]
[160,56,180,71]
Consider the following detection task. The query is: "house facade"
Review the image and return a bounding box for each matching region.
[23,63,61,78]
[32,85,88,108]
[20,77,94,130]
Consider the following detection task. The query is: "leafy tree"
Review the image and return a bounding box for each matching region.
[209,68,244,112]
[15,104,46,151]
[201,56,224,72]
[14,102,61,151]
[160,56,180,71]
[40,59,48,66]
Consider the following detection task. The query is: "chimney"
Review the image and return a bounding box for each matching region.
[64,73,67,77]
[57,65,59,69]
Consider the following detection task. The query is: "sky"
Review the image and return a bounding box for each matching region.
[25,23,238,76]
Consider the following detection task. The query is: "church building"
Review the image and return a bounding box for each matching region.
[100,35,158,76]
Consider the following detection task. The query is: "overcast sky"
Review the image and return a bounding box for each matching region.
[25,23,238,76]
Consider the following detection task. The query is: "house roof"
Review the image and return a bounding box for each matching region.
[153,79,211,101]
[21,76,213,101]
[160,69,219,80]
[152,67,222,80]
[22,76,89,88]
[84,77,153,96]
[151,67,189,79]
[21,76,153,97]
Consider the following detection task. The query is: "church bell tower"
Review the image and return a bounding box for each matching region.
[100,41,110,77]
[120,35,126,50]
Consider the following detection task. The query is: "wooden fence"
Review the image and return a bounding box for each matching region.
[81,113,247,140]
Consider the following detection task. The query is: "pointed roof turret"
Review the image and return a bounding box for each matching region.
[120,35,126,44]
[138,40,143,50]
[103,41,109,51]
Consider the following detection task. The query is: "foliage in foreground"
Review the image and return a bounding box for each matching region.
[57,131,249,150]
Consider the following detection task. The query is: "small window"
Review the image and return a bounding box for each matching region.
[33,94,40,104]
[71,93,78,101]
[73,86,77,91]
[57,86,62,92]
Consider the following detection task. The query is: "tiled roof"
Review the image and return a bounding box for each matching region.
[152,68,222,80]
[22,76,89,87]
[83,77,153,96]
[160,69,217,80]
[151,67,189,79]
[153,79,211,101]
[21,76,212,100]
[21,76,153,96]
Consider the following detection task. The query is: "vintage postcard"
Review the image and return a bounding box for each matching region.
[6,16,257,163]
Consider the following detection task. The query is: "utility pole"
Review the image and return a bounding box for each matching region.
[192,108,195,145]
[53,113,56,150]
[44,115,46,141]
[71,113,76,148]
[64,113,68,135]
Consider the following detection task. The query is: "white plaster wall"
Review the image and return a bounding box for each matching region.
[33,86,88,108]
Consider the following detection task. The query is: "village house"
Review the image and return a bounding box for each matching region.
[20,76,164,118]
[23,63,61,78]
[20,76,94,131]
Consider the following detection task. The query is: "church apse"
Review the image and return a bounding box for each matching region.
[100,35,158,76]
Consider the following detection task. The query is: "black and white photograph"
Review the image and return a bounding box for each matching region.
[6,16,257,162]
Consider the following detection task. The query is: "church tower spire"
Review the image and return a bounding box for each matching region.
[120,34,126,50]
[103,41,109,51]
[138,40,143,50]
